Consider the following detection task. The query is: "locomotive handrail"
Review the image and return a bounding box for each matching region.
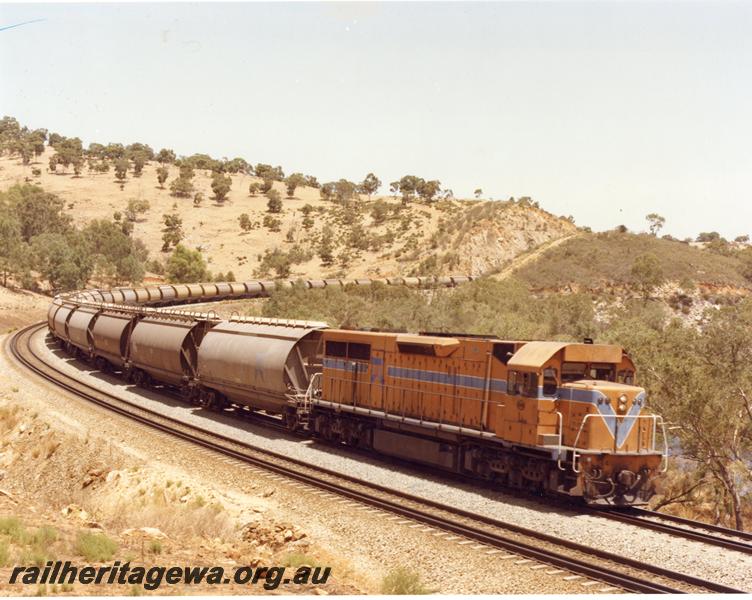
[554,410,566,470]
[571,413,668,474]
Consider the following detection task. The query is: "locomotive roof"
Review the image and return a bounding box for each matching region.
[508,341,623,369]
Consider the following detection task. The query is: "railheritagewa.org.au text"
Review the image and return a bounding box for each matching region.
[9,560,331,591]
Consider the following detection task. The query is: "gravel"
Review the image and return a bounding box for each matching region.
[33,329,752,592]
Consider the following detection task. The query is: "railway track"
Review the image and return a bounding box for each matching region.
[8,322,746,595]
[595,507,752,556]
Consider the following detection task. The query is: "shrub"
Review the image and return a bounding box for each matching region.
[169,165,195,197]
[380,567,433,595]
[211,172,232,203]
[0,540,9,567]
[21,547,50,567]
[156,166,169,188]
[166,245,208,283]
[262,215,281,232]
[125,198,149,222]
[239,213,253,232]
[282,552,319,568]
[29,526,57,546]
[370,199,390,225]
[257,248,293,278]
[75,531,118,562]
[266,189,282,213]
[0,516,25,543]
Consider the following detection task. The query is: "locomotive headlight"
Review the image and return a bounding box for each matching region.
[617,394,628,412]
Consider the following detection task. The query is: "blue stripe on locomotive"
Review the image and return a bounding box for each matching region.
[323,358,645,445]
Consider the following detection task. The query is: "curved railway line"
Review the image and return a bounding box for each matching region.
[593,507,752,556]
[8,321,746,594]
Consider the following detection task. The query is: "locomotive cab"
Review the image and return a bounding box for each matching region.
[506,341,666,505]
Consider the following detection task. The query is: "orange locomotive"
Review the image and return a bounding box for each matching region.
[309,330,666,505]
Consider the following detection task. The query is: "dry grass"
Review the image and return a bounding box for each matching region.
[281,551,320,568]
[0,539,9,567]
[0,404,21,433]
[75,531,118,561]
[380,567,434,595]
[0,517,60,567]
[107,497,234,541]
[0,516,26,542]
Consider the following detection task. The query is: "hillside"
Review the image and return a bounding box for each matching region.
[512,230,751,292]
[0,149,576,280]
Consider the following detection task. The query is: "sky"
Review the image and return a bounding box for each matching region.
[1,1,751,240]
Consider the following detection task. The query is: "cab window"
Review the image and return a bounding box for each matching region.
[589,363,615,381]
[562,362,587,383]
[508,370,538,397]
[523,372,539,396]
[543,368,558,396]
[508,371,518,395]
[617,369,634,385]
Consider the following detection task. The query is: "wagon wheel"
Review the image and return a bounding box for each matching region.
[201,389,217,409]
[179,384,193,402]
[284,411,299,431]
[133,369,147,388]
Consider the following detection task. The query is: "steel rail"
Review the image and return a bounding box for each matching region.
[594,507,752,555]
[8,322,746,595]
[628,507,752,541]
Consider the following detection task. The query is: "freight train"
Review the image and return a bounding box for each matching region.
[46,278,667,506]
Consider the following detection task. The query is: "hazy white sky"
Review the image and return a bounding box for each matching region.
[1,2,751,239]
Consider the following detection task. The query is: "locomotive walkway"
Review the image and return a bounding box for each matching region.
[9,321,745,594]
